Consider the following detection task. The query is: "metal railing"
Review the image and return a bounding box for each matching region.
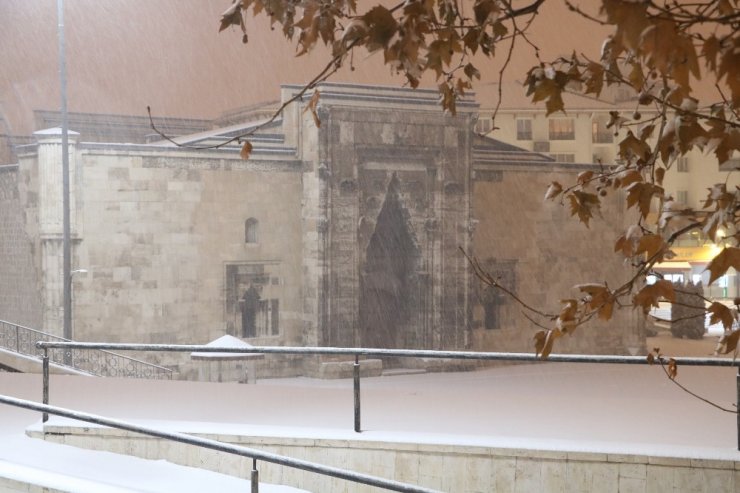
[35,341,740,450]
[0,320,172,379]
[0,394,437,493]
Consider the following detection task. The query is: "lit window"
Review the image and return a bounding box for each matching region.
[664,273,684,283]
[516,119,532,140]
[245,218,259,244]
[548,118,575,140]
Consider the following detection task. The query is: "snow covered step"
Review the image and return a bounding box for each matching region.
[0,434,307,493]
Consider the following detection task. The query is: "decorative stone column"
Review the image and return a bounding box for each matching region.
[34,127,79,335]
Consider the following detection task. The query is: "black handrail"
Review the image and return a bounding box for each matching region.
[35,341,740,450]
[0,394,438,493]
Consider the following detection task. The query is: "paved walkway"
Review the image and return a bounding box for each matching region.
[2,360,738,458]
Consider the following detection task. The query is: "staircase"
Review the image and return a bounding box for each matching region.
[0,320,172,379]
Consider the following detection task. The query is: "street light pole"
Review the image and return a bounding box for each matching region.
[57,0,72,342]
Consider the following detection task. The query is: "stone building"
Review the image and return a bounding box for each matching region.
[0,84,642,377]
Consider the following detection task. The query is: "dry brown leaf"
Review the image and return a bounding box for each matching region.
[302,90,321,128]
[577,171,594,186]
[567,191,600,227]
[534,329,561,359]
[707,302,735,331]
[634,234,665,260]
[667,358,678,380]
[633,280,675,314]
[705,247,740,285]
[715,329,740,355]
[544,181,563,201]
[240,141,253,160]
[625,182,662,219]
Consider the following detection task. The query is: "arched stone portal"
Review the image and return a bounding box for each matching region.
[360,175,419,348]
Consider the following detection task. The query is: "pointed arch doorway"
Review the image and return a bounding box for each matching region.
[360,175,420,349]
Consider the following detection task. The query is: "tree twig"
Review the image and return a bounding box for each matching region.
[147,39,360,150]
[656,357,738,414]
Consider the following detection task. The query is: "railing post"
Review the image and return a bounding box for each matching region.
[251,458,259,493]
[42,348,49,423]
[354,355,361,433]
[15,323,19,352]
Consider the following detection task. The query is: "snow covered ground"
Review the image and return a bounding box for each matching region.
[1,352,739,491]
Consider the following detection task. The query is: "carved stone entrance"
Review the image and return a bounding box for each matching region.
[310,95,474,351]
[360,175,419,348]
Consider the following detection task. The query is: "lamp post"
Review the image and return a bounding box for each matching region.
[69,269,87,340]
[57,0,72,343]
[64,268,86,365]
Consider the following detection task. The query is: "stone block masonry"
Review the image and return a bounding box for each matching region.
[0,166,42,328]
[33,424,740,493]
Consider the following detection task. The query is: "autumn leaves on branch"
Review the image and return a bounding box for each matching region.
[217,0,740,357]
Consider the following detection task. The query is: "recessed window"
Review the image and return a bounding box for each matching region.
[240,286,280,338]
[548,118,575,140]
[245,218,258,244]
[677,157,689,172]
[676,190,688,204]
[516,119,532,140]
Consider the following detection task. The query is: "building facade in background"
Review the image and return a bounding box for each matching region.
[479,85,740,300]
[0,84,641,377]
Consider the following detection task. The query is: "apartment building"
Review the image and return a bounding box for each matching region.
[478,83,740,299]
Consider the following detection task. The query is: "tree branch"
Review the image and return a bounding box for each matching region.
[147,39,360,150]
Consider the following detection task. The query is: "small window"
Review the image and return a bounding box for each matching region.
[245,218,259,244]
[676,190,688,204]
[270,299,280,335]
[548,118,575,140]
[549,153,576,163]
[482,287,502,330]
[475,117,492,134]
[677,157,689,172]
[664,273,685,283]
[592,119,613,143]
[516,119,532,140]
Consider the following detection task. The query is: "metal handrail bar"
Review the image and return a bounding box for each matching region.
[34,341,740,451]
[0,320,172,377]
[33,341,740,367]
[0,394,438,493]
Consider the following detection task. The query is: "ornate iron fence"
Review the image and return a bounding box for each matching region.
[0,320,172,379]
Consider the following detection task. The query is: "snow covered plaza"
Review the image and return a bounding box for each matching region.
[1,357,739,492]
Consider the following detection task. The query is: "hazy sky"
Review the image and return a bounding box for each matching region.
[0,0,607,135]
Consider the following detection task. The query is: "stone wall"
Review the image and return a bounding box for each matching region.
[69,148,304,370]
[471,165,643,355]
[0,166,42,328]
[34,425,740,493]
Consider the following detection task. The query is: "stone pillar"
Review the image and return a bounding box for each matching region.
[299,102,325,347]
[34,127,79,335]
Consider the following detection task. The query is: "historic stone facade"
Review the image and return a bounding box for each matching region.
[1,83,642,376]
[0,165,43,328]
